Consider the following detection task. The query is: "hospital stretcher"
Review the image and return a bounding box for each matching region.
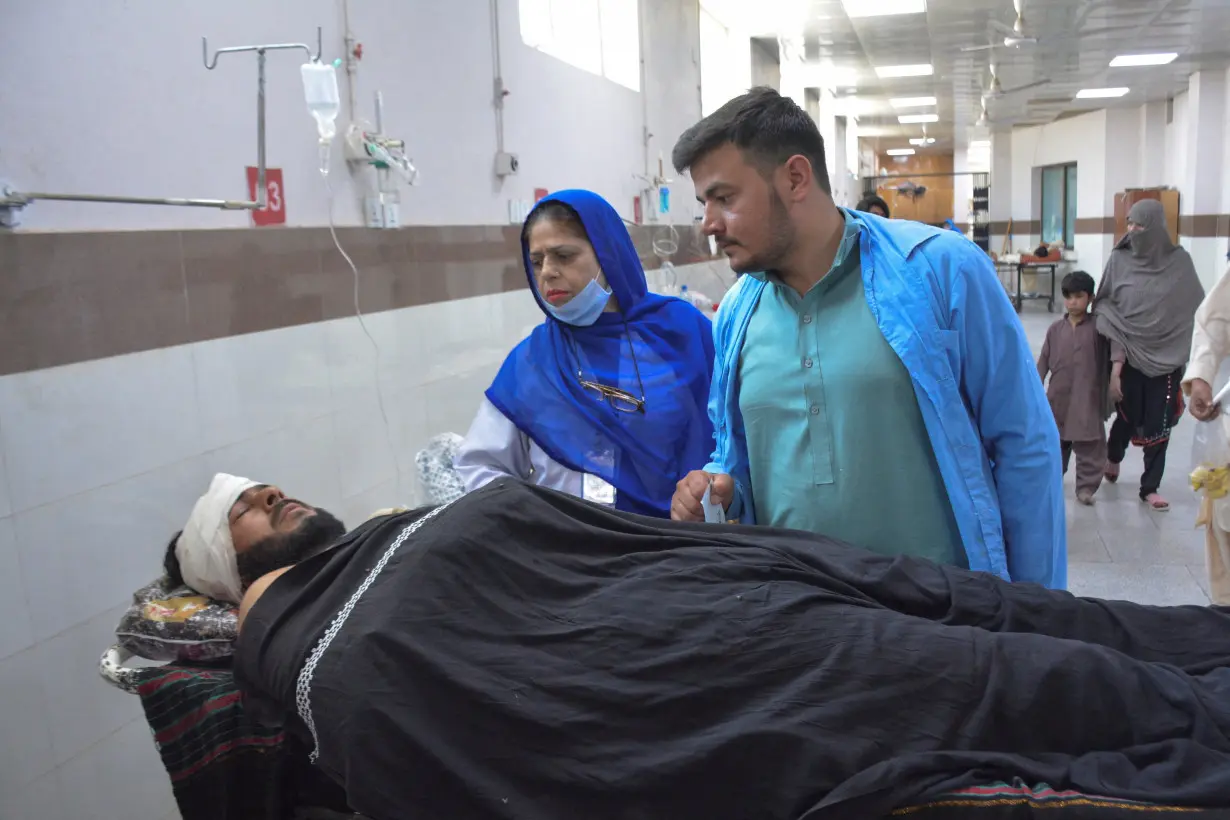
[96,439,1220,819]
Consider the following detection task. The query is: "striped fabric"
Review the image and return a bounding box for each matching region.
[897,779,1213,817]
[138,666,285,783]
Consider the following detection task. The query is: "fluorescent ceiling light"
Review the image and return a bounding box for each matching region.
[799,63,860,89]
[875,63,933,78]
[898,113,939,123]
[886,148,916,156]
[891,96,937,108]
[842,0,926,18]
[909,137,936,145]
[1075,87,1130,98]
[1109,53,1178,67]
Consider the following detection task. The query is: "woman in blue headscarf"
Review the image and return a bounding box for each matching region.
[454,189,716,518]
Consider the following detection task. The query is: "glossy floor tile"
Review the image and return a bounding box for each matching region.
[1019,305,1212,606]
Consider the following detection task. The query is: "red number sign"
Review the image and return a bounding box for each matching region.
[245,167,286,226]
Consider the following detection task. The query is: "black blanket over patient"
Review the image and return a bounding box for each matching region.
[235,480,1230,820]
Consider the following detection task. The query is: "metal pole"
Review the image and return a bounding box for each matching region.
[0,30,323,216]
[3,192,256,209]
[256,48,267,209]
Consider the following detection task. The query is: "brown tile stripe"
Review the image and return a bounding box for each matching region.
[1179,214,1230,239]
[1073,217,1117,235]
[0,224,717,378]
[990,216,1230,238]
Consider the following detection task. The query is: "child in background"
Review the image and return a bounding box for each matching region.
[1038,271,1106,505]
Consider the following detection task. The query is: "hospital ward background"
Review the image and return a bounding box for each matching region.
[4,0,1230,818]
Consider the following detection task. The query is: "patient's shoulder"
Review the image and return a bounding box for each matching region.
[237,566,295,634]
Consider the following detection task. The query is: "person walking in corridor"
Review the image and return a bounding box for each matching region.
[1096,199,1204,511]
[1037,271,1106,506]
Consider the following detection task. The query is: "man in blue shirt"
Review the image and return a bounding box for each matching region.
[668,88,1066,588]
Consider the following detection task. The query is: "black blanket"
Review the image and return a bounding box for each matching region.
[235,480,1230,820]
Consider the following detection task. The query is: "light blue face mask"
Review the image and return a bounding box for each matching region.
[544,277,612,326]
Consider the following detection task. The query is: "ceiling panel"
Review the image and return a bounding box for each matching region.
[736,0,1230,152]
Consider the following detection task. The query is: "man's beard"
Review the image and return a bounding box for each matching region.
[235,507,347,590]
[726,190,796,274]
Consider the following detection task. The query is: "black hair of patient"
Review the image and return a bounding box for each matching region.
[164,531,185,587]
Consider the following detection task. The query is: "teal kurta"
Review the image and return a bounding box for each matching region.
[738,215,966,567]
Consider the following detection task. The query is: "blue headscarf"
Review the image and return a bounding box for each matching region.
[485,190,715,518]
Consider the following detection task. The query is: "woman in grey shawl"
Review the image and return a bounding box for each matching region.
[1095,199,1205,509]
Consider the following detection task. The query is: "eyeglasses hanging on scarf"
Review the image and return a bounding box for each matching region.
[568,325,647,415]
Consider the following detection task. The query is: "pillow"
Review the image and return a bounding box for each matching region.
[115,576,239,662]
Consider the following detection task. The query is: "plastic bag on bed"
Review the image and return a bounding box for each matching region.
[115,577,239,662]
[415,432,466,505]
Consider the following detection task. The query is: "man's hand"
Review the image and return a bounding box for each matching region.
[671,471,733,522]
[1190,378,1220,421]
[1109,373,1124,404]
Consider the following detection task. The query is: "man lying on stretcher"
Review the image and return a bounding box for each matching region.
[177,473,1230,820]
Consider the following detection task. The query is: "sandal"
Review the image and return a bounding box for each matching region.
[1104,463,1119,483]
[1143,493,1170,511]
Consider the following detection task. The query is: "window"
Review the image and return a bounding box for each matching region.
[699,3,752,116]
[1040,163,1077,248]
[519,0,641,92]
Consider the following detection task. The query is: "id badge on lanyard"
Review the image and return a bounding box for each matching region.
[583,473,617,507]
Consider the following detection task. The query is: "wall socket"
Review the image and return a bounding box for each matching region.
[383,200,400,229]
[365,194,402,229]
[507,198,532,224]
[364,196,384,229]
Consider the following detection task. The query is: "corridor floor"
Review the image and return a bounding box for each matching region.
[1018,306,1212,605]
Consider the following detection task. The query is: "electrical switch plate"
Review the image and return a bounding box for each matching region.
[382,200,401,229]
[364,196,383,228]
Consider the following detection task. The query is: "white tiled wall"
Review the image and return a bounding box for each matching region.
[0,258,729,819]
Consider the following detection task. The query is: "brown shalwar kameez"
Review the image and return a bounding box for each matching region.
[1038,314,1106,496]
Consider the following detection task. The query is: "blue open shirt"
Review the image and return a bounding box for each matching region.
[707,210,1067,588]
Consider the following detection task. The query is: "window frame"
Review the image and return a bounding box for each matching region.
[518,0,641,92]
[1039,161,1077,249]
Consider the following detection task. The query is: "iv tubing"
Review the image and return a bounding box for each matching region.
[321,159,404,492]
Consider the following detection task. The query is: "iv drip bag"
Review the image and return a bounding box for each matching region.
[302,61,340,141]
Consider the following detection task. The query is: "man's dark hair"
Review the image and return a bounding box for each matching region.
[855,194,890,218]
[1061,270,1096,298]
[164,531,184,587]
[671,86,831,194]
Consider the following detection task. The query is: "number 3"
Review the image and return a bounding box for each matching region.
[266,181,282,212]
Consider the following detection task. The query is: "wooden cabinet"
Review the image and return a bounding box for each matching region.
[1114,188,1180,244]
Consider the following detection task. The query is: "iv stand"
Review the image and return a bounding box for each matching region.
[0,28,323,222]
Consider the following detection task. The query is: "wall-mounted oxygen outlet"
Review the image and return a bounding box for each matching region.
[495,151,520,178]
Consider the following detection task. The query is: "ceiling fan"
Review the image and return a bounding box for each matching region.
[982,61,1050,100]
[962,0,1140,53]
[962,0,1036,52]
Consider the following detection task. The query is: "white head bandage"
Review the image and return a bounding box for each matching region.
[176,473,259,603]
